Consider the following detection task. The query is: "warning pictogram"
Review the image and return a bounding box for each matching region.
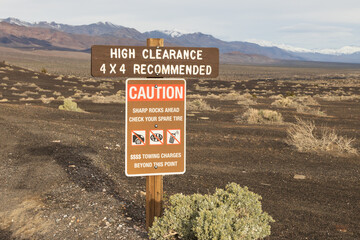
[132,130,146,146]
[167,129,181,145]
[149,130,164,145]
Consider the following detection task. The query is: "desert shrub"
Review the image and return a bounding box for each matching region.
[237,108,283,124]
[315,94,360,101]
[149,183,274,240]
[58,98,85,112]
[40,67,47,74]
[287,118,358,155]
[82,91,125,104]
[187,99,218,111]
[219,92,257,105]
[272,96,324,116]
[271,97,297,108]
[53,91,62,96]
[98,82,114,89]
[19,97,35,101]
[40,96,55,104]
[295,105,326,116]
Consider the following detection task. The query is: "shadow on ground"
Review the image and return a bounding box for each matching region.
[0,229,14,240]
[27,144,145,225]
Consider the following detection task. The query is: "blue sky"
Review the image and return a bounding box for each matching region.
[1,0,359,49]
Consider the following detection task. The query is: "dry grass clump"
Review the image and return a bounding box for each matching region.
[40,96,55,104]
[236,108,283,124]
[221,92,257,104]
[0,198,51,239]
[287,118,358,155]
[187,92,256,105]
[295,105,326,116]
[187,93,221,99]
[82,90,125,103]
[98,82,114,89]
[54,75,63,80]
[271,96,325,116]
[315,94,360,101]
[234,93,257,105]
[53,91,62,96]
[19,97,35,101]
[272,96,319,108]
[193,83,229,92]
[187,99,218,111]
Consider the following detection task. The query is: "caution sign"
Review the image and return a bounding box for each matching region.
[125,79,186,176]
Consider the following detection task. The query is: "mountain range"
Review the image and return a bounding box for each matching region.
[1,17,359,64]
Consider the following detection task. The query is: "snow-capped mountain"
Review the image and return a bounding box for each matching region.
[247,39,360,56]
[157,29,190,38]
[0,17,32,27]
[1,17,359,64]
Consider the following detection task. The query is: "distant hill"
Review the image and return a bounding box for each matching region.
[0,22,143,51]
[0,17,359,64]
[220,51,278,64]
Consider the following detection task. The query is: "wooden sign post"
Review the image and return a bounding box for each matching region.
[146,38,164,230]
[91,38,218,231]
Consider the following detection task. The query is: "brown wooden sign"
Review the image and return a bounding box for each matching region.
[125,78,186,176]
[91,45,219,78]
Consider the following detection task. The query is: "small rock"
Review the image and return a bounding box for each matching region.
[199,117,210,120]
[52,140,61,143]
[68,165,76,168]
[294,174,306,180]
[139,191,146,197]
[126,217,132,221]
[335,224,347,233]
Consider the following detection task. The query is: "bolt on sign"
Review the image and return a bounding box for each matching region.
[91,46,219,78]
[125,79,186,176]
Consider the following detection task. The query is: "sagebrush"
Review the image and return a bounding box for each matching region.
[287,117,358,155]
[149,182,274,240]
[58,98,85,112]
[236,108,283,124]
[187,99,218,111]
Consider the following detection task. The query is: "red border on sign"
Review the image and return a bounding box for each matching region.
[167,129,181,145]
[149,130,164,145]
[131,130,146,146]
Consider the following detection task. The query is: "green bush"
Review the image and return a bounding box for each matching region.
[58,98,85,112]
[149,183,274,240]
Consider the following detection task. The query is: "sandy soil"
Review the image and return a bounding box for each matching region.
[0,61,360,239]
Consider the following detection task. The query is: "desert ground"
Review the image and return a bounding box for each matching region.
[0,53,359,239]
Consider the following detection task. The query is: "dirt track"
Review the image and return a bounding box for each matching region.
[0,62,360,239]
